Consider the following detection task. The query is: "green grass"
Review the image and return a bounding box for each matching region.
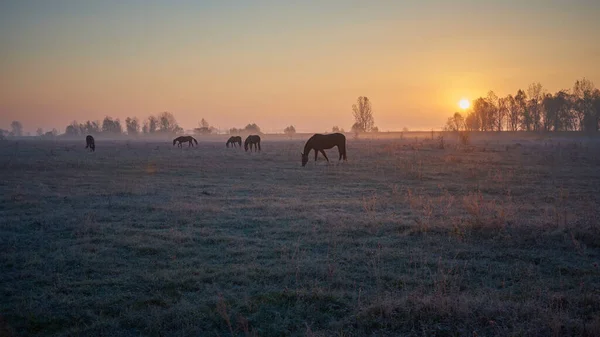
[1,134,600,336]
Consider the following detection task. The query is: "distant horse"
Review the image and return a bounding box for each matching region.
[244,135,261,152]
[173,136,198,148]
[301,133,347,166]
[85,135,95,152]
[226,136,242,148]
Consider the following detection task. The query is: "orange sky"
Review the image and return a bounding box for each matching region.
[1,1,599,133]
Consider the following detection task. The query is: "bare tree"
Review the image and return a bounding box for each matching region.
[125,117,140,136]
[573,78,597,131]
[352,96,374,132]
[486,91,499,131]
[244,123,261,134]
[36,128,44,136]
[505,94,519,131]
[194,118,212,135]
[102,117,122,134]
[199,118,209,128]
[147,115,158,134]
[157,112,182,134]
[445,112,465,132]
[527,82,544,131]
[283,125,296,137]
[10,121,23,137]
[497,97,508,131]
[515,89,529,131]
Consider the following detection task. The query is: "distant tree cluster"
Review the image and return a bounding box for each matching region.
[446,78,600,132]
[193,118,218,135]
[229,123,262,135]
[283,125,296,137]
[63,112,183,137]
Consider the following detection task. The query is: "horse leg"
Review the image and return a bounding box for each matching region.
[320,150,330,162]
[314,150,318,162]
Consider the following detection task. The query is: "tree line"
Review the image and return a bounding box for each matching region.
[63,112,183,137]
[0,112,270,139]
[445,78,600,132]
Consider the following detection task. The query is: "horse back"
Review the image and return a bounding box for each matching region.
[309,133,345,150]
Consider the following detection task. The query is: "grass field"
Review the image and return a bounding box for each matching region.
[1,133,600,336]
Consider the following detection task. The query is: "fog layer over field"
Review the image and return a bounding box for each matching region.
[1,133,599,336]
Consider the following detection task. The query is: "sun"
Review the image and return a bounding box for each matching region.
[459,99,470,110]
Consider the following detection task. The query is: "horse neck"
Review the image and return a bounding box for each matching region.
[303,140,313,154]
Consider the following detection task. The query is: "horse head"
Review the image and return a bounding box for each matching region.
[301,152,308,166]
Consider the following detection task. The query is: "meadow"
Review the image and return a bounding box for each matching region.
[1,132,599,336]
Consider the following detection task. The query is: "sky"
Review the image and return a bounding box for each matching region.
[1,0,600,134]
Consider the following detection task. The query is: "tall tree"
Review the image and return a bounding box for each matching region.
[445,112,465,132]
[527,82,544,131]
[125,117,140,135]
[147,116,158,133]
[471,97,490,131]
[244,123,261,134]
[284,125,296,137]
[194,118,211,135]
[573,78,597,132]
[352,96,374,132]
[199,118,209,128]
[65,121,80,136]
[10,121,23,137]
[157,112,182,134]
[102,117,122,134]
[515,89,529,131]
[505,94,519,131]
[486,91,500,131]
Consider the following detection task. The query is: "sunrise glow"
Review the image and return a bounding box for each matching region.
[1,2,599,133]
[459,99,470,110]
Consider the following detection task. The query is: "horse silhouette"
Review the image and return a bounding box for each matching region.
[226,136,242,148]
[244,135,261,152]
[173,136,198,148]
[85,135,95,152]
[301,133,347,166]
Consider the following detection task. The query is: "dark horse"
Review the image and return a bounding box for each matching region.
[85,135,95,152]
[301,133,347,166]
[226,136,242,148]
[173,136,198,148]
[244,135,261,152]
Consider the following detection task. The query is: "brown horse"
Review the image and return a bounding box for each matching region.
[173,136,198,148]
[244,135,261,152]
[85,135,95,152]
[301,133,347,166]
[226,136,242,148]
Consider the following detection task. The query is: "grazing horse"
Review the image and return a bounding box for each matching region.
[85,135,95,152]
[301,133,347,166]
[244,135,261,152]
[226,136,242,148]
[173,136,198,148]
